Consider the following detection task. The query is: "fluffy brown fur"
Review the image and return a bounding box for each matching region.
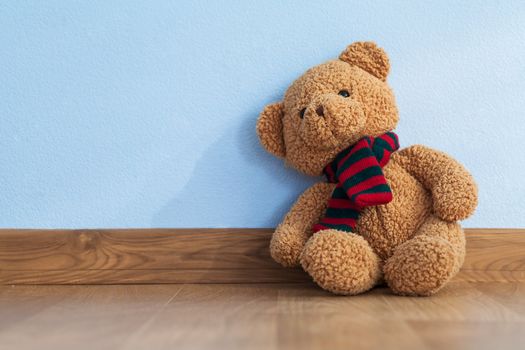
[257,41,478,296]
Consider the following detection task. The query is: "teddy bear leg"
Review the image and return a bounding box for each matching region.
[383,215,465,296]
[300,229,382,295]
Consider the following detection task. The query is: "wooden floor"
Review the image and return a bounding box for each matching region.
[1,228,524,349]
[1,280,525,350]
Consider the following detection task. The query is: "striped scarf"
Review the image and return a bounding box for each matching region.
[313,132,399,233]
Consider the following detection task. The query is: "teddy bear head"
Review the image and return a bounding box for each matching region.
[257,42,399,176]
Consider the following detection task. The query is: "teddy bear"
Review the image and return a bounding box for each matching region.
[256,41,478,296]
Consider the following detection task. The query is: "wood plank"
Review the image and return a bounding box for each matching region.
[0,228,277,270]
[0,284,182,349]
[0,268,310,284]
[462,231,525,271]
[454,270,525,283]
[1,283,525,350]
[0,228,524,284]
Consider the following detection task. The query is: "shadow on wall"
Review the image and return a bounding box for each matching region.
[151,112,317,228]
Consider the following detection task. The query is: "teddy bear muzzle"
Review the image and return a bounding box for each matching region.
[299,93,366,150]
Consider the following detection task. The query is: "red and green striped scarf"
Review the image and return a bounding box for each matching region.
[313,132,399,233]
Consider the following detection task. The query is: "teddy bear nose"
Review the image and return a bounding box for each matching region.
[315,105,324,117]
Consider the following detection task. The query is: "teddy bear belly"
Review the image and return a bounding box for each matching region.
[355,160,433,260]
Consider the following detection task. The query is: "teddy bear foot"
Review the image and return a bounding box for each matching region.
[300,229,382,295]
[383,235,457,296]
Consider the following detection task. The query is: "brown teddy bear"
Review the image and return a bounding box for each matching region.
[256,41,478,296]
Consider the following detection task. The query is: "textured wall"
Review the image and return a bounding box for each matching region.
[1,1,524,228]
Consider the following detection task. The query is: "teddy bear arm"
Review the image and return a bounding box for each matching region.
[393,145,478,221]
[270,182,335,267]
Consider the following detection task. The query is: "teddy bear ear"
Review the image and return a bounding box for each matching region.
[256,102,286,158]
[339,42,390,81]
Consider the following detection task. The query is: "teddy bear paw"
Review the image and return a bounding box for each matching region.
[384,235,457,296]
[300,230,382,295]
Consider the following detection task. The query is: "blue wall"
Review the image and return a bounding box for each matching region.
[1,1,524,228]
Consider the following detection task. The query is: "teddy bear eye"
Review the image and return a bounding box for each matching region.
[299,108,306,119]
[338,90,350,98]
